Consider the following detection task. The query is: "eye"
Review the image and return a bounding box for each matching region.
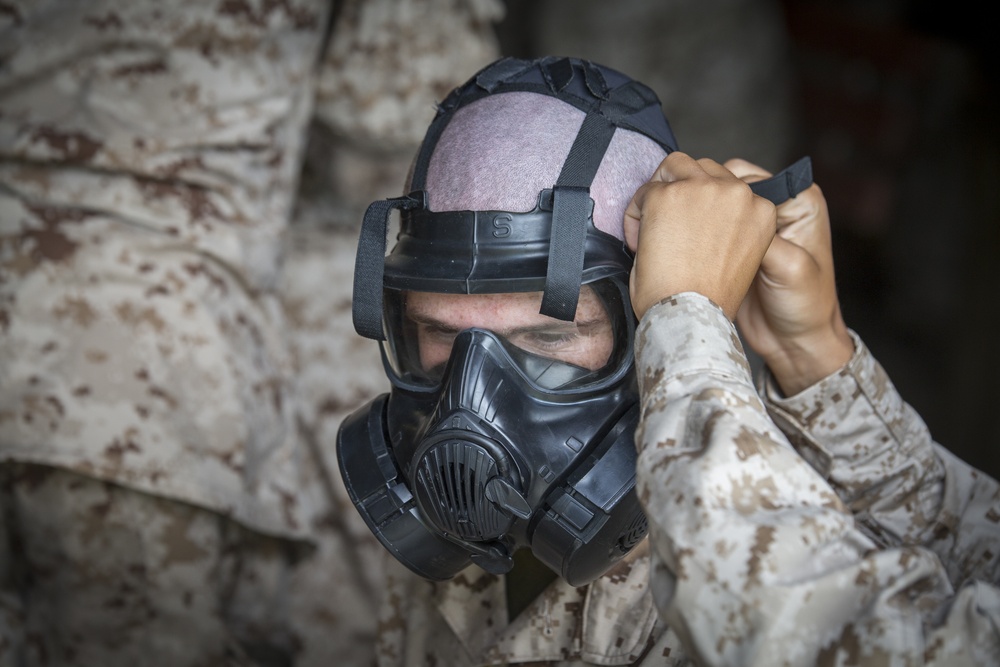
[420,324,459,344]
[510,329,580,357]
[519,330,579,351]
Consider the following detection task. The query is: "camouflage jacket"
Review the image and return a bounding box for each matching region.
[0,0,501,664]
[374,540,686,665]
[636,293,1000,666]
[374,294,999,666]
[0,0,334,542]
[0,0,503,541]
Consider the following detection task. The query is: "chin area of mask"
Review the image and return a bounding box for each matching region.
[505,549,559,622]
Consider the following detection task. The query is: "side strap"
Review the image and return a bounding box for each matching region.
[353,193,424,340]
[540,76,659,322]
[748,156,813,205]
[540,111,616,321]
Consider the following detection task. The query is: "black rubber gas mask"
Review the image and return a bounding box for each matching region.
[337,56,813,586]
[340,270,647,586]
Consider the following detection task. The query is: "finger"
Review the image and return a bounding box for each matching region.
[724,158,773,184]
[774,183,827,233]
[693,157,734,179]
[623,179,660,251]
[757,232,817,286]
[725,159,821,240]
[648,151,705,184]
[624,152,705,250]
[623,192,642,251]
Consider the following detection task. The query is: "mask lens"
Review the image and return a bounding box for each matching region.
[381,279,631,390]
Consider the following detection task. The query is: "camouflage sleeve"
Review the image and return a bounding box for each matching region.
[760,334,1000,586]
[0,0,331,540]
[634,293,1000,666]
[313,0,504,150]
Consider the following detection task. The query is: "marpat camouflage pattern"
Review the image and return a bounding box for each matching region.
[635,293,1000,666]
[0,0,500,664]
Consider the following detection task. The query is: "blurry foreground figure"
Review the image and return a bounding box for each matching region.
[0,0,501,665]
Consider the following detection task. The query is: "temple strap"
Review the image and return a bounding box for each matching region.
[541,185,597,321]
[540,111,615,321]
[541,59,670,321]
[748,156,813,205]
[353,193,423,340]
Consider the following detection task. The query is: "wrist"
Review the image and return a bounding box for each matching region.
[762,320,854,396]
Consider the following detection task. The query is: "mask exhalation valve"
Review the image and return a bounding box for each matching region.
[412,436,524,542]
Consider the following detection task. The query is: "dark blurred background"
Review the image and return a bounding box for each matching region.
[490,0,999,478]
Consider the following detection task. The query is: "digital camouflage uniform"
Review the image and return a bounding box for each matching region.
[0,0,501,665]
[636,293,1000,666]
[374,541,686,665]
[372,294,1000,665]
[280,1,502,662]
[280,0,503,667]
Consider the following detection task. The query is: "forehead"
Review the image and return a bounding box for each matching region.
[405,288,606,330]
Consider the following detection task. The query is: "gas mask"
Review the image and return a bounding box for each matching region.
[337,56,813,586]
[341,265,646,586]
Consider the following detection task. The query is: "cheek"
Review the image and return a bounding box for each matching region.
[417,330,452,371]
[561,329,615,371]
[580,334,614,371]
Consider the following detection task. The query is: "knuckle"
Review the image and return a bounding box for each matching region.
[783,249,813,276]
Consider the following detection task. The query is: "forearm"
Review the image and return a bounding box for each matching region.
[755,317,855,397]
[635,294,1000,666]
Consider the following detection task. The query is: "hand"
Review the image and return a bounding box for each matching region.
[624,152,776,321]
[726,158,854,396]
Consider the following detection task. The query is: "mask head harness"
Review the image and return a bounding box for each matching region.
[352,56,680,340]
[339,56,813,587]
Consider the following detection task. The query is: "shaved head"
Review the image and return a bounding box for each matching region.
[424,92,668,241]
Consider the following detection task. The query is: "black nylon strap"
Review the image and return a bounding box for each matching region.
[539,66,669,321]
[353,194,423,340]
[599,80,660,124]
[557,113,616,186]
[748,156,813,205]
[475,57,533,93]
[540,112,616,320]
[582,61,609,99]
[541,57,575,93]
[541,186,595,320]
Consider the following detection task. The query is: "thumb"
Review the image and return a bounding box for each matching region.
[724,158,773,184]
[757,233,817,288]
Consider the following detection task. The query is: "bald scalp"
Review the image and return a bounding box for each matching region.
[424,92,668,241]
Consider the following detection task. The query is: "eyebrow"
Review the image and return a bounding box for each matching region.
[408,313,608,337]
